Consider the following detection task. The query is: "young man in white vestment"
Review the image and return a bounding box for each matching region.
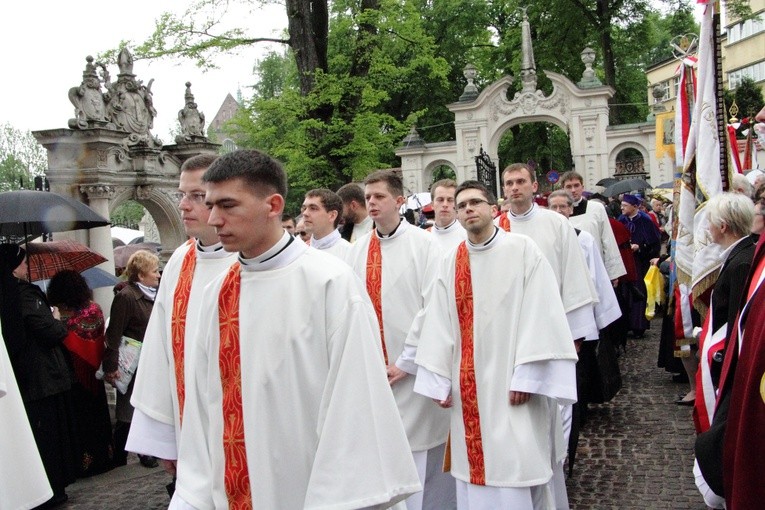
[427,179,466,252]
[413,181,579,510]
[346,170,456,510]
[301,188,351,260]
[126,154,237,479]
[560,171,626,283]
[169,150,420,510]
[338,182,375,242]
[496,163,599,508]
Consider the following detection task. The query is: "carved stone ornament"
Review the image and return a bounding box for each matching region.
[466,137,477,153]
[490,85,568,122]
[134,185,154,200]
[68,56,114,130]
[79,184,116,200]
[176,82,207,144]
[104,48,162,148]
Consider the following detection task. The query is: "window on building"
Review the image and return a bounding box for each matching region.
[729,60,765,89]
[727,13,765,43]
[655,80,672,102]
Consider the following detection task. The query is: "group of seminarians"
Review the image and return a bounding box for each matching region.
[119,149,628,510]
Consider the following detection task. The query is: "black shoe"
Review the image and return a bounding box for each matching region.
[675,397,695,406]
[672,372,689,383]
[36,493,68,509]
[139,454,159,468]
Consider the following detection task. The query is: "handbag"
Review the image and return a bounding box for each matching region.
[95,336,142,394]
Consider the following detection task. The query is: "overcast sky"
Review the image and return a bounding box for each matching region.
[0,0,286,141]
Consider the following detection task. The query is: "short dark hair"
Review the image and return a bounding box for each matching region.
[431,179,457,197]
[305,189,344,228]
[560,171,584,186]
[364,170,404,197]
[455,180,497,205]
[501,163,536,184]
[203,150,287,198]
[180,153,217,173]
[281,213,295,224]
[47,270,92,310]
[336,183,365,205]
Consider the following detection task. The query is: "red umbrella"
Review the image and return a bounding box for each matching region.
[25,240,108,282]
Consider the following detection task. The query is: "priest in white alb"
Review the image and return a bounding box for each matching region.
[170,150,420,510]
[301,188,351,260]
[126,154,237,477]
[427,179,466,251]
[414,181,578,509]
[346,170,455,510]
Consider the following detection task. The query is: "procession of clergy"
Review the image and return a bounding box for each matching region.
[4,149,669,510]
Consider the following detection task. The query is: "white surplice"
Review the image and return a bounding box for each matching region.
[569,199,626,281]
[346,220,449,451]
[576,230,621,339]
[173,233,420,510]
[413,229,577,506]
[429,220,467,252]
[351,215,374,243]
[0,332,53,510]
[127,240,236,459]
[310,229,351,260]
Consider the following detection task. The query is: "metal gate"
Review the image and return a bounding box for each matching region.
[475,146,498,198]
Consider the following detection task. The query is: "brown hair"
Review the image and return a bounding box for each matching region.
[364,170,404,197]
[501,163,536,184]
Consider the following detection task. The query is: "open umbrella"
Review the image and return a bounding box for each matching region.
[34,266,121,293]
[596,177,619,187]
[25,240,107,282]
[603,178,652,197]
[0,190,109,237]
[113,242,161,268]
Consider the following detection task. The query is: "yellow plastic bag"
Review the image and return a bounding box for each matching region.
[644,265,665,320]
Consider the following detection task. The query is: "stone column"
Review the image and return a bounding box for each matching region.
[80,184,116,313]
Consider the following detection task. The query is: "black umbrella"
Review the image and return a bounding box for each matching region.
[655,181,674,189]
[603,178,652,197]
[596,177,618,187]
[0,190,109,237]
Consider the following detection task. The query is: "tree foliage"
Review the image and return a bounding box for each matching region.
[0,123,47,192]
[724,77,765,127]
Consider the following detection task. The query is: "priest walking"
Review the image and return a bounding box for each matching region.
[170,150,420,510]
[414,181,578,509]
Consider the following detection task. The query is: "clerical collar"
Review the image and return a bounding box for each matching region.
[310,229,341,250]
[376,218,407,240]
[433,219,458,233]
[467,227,501,252]
[239,231,307,272]
[573,197,583,207]
[195,239,231,259]
[508,203,536,222]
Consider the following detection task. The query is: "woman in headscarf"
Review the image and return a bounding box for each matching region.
[102,249,159,468]
[48,269,114,477]
[0,244,78,507]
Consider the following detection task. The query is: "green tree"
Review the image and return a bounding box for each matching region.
[0,123,47,192]
[724,77,765,126]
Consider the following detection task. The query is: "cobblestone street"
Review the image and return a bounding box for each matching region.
[60,320,705,509]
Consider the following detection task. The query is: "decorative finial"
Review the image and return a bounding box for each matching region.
[578,47,602,88]
[185,82,194,102]
[117,48,135,76]
[459,64,479,102]
[729,100,739,124]
[401,125,425,147]
[176,82,206,143]
[519,8,537,93]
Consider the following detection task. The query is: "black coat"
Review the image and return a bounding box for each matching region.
[3,280,71,402]
[712,235,757,338]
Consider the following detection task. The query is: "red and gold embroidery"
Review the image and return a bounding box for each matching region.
[498,212,511,232]
[366,233,389,364]
[455,242,485,485]
[170,240,196,423]
[218,262,251,509]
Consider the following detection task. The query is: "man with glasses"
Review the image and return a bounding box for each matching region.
[428,179,466,251]
[413,180,577,510]
[126,154,237,490]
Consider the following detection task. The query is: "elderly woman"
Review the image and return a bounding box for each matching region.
[0,244,77,506]
[694,192,756,509]
[103,249,160,468]
[48,269,114,477]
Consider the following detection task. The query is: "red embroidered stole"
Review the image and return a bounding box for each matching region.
[170,240,196,423]
[455,242,486,485]
[366,233,389,364]
[498,212,511,232]
[217,262,251,509]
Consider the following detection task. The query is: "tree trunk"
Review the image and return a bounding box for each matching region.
[286,0,329,96]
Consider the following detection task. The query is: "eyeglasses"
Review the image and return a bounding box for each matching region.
[455,198,490,210]
[171,191,206,204]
